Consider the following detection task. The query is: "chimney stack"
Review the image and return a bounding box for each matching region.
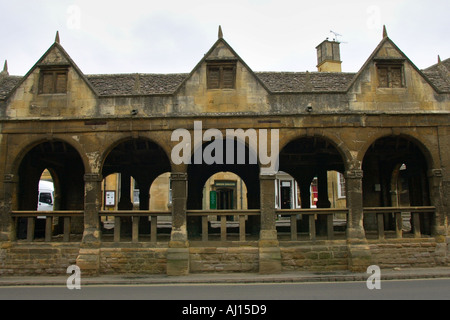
[316,39,342,72]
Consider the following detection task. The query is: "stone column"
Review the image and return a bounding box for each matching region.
[316,168,331,236]
[1,174,19,241]
[76,173,102,276]
[118,172,133,210]
[167,172,189,276]
[428,169,448,264]
[345,169,372,272]
[259,174,281,274]
[118,172,133,236]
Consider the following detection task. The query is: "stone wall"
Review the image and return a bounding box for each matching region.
[280,241,349,271]
[0,238,447,276]
[368,238,442,269]
[189,246,259,273]
[99,247,167,274]
[0,242,79,275]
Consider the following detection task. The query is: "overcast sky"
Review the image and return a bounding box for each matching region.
[1,0,449,76]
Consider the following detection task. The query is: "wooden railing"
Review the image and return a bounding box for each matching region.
[11,211,84,242]
[363,206,435,239]
[10,206,436,243]
[99,210,171,243]
[187,210,261,242]
[276,208,349,241]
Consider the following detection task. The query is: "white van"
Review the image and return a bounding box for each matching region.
[38,180,54,212]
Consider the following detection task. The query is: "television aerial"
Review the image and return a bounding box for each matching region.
[329,30,347,44]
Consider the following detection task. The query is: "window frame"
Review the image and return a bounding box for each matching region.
[38,66,69,94]
[375,60,405,89]
[206,60,237,90]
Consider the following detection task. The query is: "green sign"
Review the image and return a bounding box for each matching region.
[210,191,217,209]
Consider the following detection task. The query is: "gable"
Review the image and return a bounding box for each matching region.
[347,37,446,112]
[5,43,98,118]
[174,39,271,114]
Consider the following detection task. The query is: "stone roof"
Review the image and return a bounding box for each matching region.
[422,58,450,93]
[0,75,21,100]
[255,72,356,93]
[86,73,188,96]
[1,60,449,99]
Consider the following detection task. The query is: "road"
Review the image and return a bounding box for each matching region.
[0,279,449,300]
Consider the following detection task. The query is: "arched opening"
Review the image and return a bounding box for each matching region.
[187,137,260,236]
[278,136,346,236]
[362,136,432,236]
[16,140,85,239]
[101,138,171,238]
[203,172,248,211]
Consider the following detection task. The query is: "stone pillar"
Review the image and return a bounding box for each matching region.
[345,169,372,272]
[259,174,281,274]
[118,172,133,236]
[118,172,133,210]
[316,168,331,235]
[1,174,19,241]
[76,173,102,276]
[167,172,189,276]
[428,169,448,264]
[138,179,151,234]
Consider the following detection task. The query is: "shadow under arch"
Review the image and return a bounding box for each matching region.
[358,133,436,172]
[278,136,347,234]
[101,137,172,235]
[362,135,432,235]
[187,137,261,236]
[16,139,86,239]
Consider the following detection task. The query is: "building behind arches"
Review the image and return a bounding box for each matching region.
[0,27,448,276]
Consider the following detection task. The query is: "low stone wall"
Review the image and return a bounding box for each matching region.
[189,246,259,273]
[0,238,447,276]
[0,242,79,275]
[99,247,167,274]
[368,238,441,269]
[280,241,349,271]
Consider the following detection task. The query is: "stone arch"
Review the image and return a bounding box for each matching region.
[278,130,354,172]
[15,139,86,238]
[100,134,174,174]
[358,132,437,172]
[187,136,261,236]
[9,136,89,177]
[361,134,433,235]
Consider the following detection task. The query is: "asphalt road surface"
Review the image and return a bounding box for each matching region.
[1,278,449,300]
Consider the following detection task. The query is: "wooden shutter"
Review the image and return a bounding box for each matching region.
[390,67,403,88]
[222,66,235,89]
[55,72,68,93]
[41,72,54,94]
[39,68,68,94]
[378,67,389,88]
[208,67,220,89]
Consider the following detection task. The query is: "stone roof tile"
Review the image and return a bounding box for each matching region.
[255,72,356,93]
[0,76,21,100]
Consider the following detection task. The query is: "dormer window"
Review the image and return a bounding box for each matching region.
[207,61,236,89]
[39,67,68,94]
[376,60,404,88]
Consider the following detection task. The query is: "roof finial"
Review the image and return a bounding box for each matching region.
[382,25,388,39]
[55,31,60,44]
[1,60,8,76]
[438,55,442,64]
[218,25,223,39]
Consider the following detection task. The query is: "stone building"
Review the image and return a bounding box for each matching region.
[0,26,448,276]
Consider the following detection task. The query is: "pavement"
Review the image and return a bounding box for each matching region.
[1,267,450,287]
